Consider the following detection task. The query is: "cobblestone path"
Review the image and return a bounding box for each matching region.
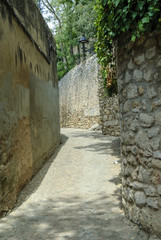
[0,128,149,240]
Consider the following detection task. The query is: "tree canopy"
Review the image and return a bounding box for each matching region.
[35,0,96,80]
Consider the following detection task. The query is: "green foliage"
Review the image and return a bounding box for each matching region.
[41,0,96,80]
[95,0,161,95]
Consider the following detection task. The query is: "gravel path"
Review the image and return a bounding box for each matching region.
[0,128,149,240]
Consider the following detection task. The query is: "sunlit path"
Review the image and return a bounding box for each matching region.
[0,129,148,240]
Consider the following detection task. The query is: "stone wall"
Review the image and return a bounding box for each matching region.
[117,31,161,236]
[59,55,101,129]
[0,0,60,215]
[59,55,120,134]
[98,78,120,136]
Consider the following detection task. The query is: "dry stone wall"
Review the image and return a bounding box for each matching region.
[0,0,60,215]
[98,78,120,136]
[117,31,161,237]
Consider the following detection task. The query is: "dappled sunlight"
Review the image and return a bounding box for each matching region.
[0,129,148,240]
[0,192,147,240]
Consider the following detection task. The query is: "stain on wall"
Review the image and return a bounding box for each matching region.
[0,0,60,215]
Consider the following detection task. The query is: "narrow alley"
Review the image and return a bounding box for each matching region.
[0,129,148,240]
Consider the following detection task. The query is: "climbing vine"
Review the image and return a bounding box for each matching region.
[95,0,161,96]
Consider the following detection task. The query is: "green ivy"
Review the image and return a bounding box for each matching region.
[95,0,161,95]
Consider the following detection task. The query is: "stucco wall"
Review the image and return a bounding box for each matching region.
[0,0,60,215]
[59,56,101,129]
[117,31,161,237]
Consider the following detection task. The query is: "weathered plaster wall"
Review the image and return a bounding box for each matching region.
[59,55,120,134]
[98,78,120,136]
[59,56,101,129]
[0,0,60,215]
[117,31,161,236]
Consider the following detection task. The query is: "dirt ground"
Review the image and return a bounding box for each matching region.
[0,128,152,240]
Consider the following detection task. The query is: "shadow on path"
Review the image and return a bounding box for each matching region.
[71,130,120,158]
[0,193,148,240]
[0,129,149,240]
[15,134,68,208]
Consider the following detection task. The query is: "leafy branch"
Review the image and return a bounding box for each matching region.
[95,0,161,96]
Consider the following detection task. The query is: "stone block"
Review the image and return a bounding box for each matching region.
[104,120,118,127]
[147,197,159,209]
[151,211,161,236]
[138,156,152,166]
[152,99,161,109]
[123,100,131,113]
[154,151,161,159]
[144,69,154,82]
[148,127,160,138]
[151,170,161,185]
[127,58,135,70]
[157,185,161,195]
[127,83,138,99]
[133,69,143,81]
[135,130,150,150]
[138,166,152,184]
[122,188,128,199]
[131,167,139,180]
[145,46,156,59]
[150,138,160,151]
[144,186,157,196]
[134,191,146,206]
[124,131,135,145]
[128,189,134,202]
[155,112,161,125]
[140,207,152,231]
[154,73,159,80]
[143,150,153,157]
[138,86,144,95]
[124,165,135,177]
[130,119,139,132]
[122,178,126,187]
[117,78,124,92]
[132,106,140,113]
[148,86,157,98]
[141,99,152,111]
[132,181,146,190]
[122,145,127,155]
[123,187,134,202]
[149,235,161,240]
[127,177,134,187]
[125,71,132,83]
[152,159,161,170]
[127,154,137,165]
[140,113,154,127]
[123,158,127,164]
[122,89,127,98]
[131,146,138,156]
[134,54,145,65]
